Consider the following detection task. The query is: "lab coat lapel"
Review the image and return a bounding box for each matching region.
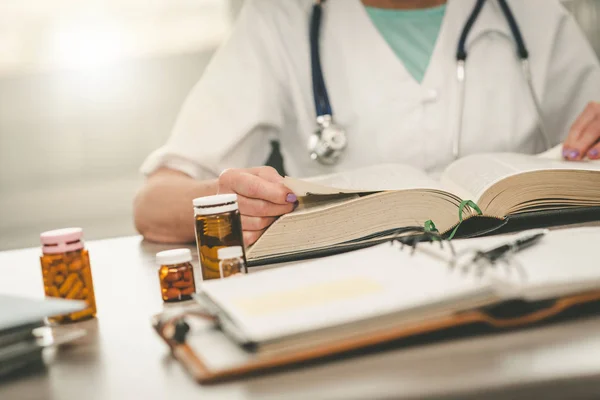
[320,0,435,168]
[324,0,423,111]
[339,0,423,92]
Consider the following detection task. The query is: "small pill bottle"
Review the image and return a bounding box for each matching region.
[39,228,97,323]
[217,246,248,278]
[156,249,196,302]
[193,194,246,281]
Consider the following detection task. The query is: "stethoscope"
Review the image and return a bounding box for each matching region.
[308,0,551,165]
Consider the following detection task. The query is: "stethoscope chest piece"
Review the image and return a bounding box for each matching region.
[309,115,348,165]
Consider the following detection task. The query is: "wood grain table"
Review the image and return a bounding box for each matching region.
[1,235,600,400]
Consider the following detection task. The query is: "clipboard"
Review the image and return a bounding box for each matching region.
[152,290,600,384]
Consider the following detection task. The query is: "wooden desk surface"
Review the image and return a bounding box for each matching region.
[2,236,600,400]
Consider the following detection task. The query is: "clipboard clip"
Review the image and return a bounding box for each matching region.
[152,308,216,346]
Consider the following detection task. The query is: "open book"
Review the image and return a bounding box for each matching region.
[160,228,600,383]
[246,145,600,264]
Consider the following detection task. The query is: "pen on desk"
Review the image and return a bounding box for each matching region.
[478,229,548,262]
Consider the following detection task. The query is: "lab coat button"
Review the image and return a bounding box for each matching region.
[422,89,438,103]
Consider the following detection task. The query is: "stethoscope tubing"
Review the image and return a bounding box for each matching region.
[309,0,551,163]
[454,0,550,157]
[310,2,332,117]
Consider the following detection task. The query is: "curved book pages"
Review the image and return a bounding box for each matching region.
[246,145,600,265]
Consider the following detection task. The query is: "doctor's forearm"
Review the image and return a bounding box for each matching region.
[133,168,218,243]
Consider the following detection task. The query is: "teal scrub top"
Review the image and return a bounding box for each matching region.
[364,4,447,83]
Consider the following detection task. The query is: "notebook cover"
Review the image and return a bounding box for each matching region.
[155,290,600,384]
[490,206,600,235]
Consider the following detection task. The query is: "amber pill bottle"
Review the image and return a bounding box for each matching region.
[217,246,247,278]
[39,228,97,323]
[156,249,196,302]
[193,194,245,281]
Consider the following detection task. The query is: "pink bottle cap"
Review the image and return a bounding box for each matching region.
[40,228,84,254]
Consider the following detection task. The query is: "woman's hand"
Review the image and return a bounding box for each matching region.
[217,166,297,246]
[563,101,600,160]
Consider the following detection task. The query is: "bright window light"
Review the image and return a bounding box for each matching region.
[46,17,128,70]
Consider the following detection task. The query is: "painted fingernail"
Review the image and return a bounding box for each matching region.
[569,150,580,159]
[286,193,297,203]
[589,149,599,158]
[562,148,570,158]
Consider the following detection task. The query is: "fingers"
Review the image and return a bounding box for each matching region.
[248,166,285,184]
[237,196,295,217]
[567,102,598,141]
[213,166,296,247]
[564,102,600,160]
[241,215,276,231]
[585,141,600,160]
[565,118,600,161]
[219,168,294,205]
[243,230,265,247]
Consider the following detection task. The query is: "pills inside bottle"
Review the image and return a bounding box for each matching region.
[39,228,97,323]
[193,194,246,281]
[157,249,196,302]
[217,246,247,278]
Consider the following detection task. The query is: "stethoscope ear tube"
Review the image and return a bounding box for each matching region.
[456,0,486,61]
[497,0,528,59]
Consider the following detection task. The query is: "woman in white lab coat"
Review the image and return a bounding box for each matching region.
[135,0,600,245]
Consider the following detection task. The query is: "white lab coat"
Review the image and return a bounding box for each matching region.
[141,0,600,179]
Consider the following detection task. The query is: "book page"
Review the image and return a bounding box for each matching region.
[293,194,360,215]
[537,144,564,160]
[441,152,600,201]
[284,164,444,196]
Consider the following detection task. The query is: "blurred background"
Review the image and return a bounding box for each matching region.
[0,0,598,251]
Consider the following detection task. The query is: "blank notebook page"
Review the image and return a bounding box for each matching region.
[509,228,600,300]
[200,243,498,343]
[436,228,600,301]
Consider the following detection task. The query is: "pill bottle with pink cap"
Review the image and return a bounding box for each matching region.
[39,227,97,323]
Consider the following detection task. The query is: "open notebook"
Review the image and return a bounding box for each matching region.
[155,227,600,383]
[246,145,600,264]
